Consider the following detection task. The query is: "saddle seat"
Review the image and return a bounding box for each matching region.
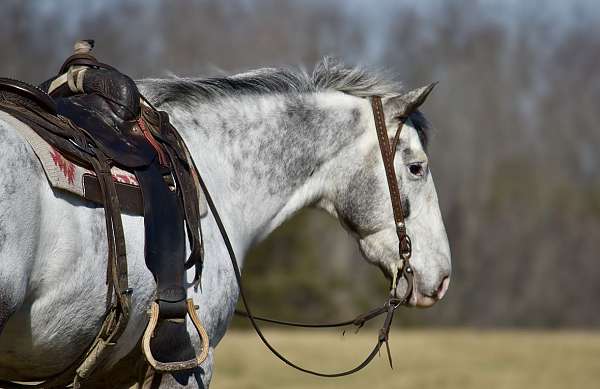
[56,95,156,169]
[47,64,157,169]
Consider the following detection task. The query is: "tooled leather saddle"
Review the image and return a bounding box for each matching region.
[0,40,208,387]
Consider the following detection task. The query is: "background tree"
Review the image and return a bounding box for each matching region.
[1,0,598,327]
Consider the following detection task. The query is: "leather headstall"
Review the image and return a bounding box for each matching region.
[203,95,416,377]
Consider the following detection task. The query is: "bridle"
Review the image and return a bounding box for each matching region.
[197,95,414,376]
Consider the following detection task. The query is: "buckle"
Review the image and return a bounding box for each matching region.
[399,234,412,260]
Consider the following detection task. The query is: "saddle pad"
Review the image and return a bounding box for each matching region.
[1,109,143,213]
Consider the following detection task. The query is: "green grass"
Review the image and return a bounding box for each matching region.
[211,329,600,389]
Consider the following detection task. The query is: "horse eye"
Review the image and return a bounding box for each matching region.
[408,162,426,178]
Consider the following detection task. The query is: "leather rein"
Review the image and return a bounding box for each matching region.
[198,95,415,376]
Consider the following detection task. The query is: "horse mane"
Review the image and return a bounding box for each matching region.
[140,57,403,106]
[139,57,430,148]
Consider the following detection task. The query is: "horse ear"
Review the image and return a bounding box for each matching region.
[384,82,437,119]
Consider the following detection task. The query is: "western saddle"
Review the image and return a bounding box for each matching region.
[0,40,208,388]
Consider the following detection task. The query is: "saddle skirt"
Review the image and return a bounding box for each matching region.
[1,109,147,214]
[1,106,208,217]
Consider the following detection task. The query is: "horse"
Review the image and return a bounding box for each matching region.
[0,58,451,388]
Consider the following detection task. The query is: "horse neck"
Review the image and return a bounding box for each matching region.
[160,91,368,255]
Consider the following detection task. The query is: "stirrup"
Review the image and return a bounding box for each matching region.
[142,298,210,372]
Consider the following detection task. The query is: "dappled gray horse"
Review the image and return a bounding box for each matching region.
[0,59,450,388]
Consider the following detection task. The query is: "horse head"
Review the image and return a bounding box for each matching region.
[320,83,451,307]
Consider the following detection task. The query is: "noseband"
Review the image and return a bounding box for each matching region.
[199,95,414,376]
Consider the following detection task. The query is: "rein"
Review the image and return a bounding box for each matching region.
[198,95,415,376]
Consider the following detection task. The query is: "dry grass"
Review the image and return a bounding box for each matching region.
[211,329,600,389]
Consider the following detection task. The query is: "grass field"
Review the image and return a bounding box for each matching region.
[211,329,600,389]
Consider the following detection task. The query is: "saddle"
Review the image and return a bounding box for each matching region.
[0,41,208,387]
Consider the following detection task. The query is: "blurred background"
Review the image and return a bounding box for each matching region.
[3,0,600,387]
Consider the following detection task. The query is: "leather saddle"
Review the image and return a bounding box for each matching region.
[40,60,194,319]
[43,61,156,168]
[56,97,155,168]
[0,42,208,379]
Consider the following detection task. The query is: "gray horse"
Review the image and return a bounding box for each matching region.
[0,58,450,387]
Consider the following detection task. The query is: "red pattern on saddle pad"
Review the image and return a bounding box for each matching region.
[113,173,139,186]
[50,147,75,185]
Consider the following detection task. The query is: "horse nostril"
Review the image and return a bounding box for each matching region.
[435,276,450,300]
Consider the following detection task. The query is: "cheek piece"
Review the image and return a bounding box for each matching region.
[371,96,414,300]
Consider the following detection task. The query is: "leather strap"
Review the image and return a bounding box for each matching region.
[210,95,416,376]
[0,77,57,113]
[135,163,187,319]
[371,96,412,261]
[82,174,144,215]
[140,100,205,284]
[199,173,413,377]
